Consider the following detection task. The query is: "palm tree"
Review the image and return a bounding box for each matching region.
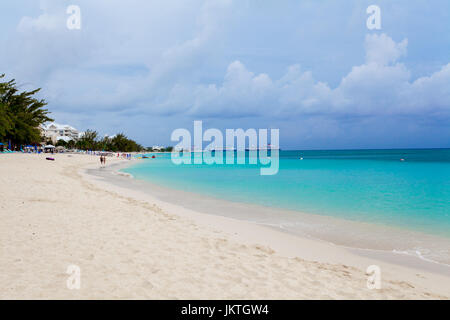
[0,76,13,141]
[76,129,99,150]
[110,133,143,152]
[0,103,11,140]
[0,74,53,147]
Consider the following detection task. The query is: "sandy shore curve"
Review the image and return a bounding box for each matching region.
[1,153,449,299]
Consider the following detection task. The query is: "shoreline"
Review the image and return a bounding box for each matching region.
[92,159,450,270]
[1,153,449,299]
[82,156,450,295]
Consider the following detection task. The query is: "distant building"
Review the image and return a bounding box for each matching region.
[56,136,73,144]
[152,145,165,151]
[40,123,80,144]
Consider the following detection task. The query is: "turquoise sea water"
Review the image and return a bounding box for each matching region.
[123,149,450,238]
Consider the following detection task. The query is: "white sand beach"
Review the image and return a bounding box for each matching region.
[0,153,449,299]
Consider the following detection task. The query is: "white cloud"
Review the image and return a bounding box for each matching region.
[365,33,408,66]
[1,0,449,147]
[163,33,449,120]
[5,1,449,122]
[17,13,63,32]
[409,63,450,112]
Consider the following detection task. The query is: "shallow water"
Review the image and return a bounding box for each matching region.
[124,149,450,238]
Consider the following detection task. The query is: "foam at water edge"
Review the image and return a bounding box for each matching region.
[392,249,450,267]
[112,171,133,178]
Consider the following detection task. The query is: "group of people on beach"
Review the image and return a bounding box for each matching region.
[100,155,107,166]
[117,153,132,159]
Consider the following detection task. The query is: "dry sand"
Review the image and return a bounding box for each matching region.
[0,153,449,299]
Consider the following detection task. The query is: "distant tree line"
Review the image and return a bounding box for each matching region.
[56,130,145,152]
[0,74,53,149]
[145,146,173,152]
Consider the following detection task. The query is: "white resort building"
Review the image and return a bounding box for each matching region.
[40,123,82,144]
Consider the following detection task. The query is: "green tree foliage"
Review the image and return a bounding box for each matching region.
[0,74,53,146]
[110,133,143,152]
[76,129,98,150]
[56,139,67,148]
[0,103,11,138]
[106,133,143,152]
[74,131,143,152]
[56,139,76,149]
[0,77,13,139]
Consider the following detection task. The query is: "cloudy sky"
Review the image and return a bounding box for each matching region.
[1,0,449,149]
